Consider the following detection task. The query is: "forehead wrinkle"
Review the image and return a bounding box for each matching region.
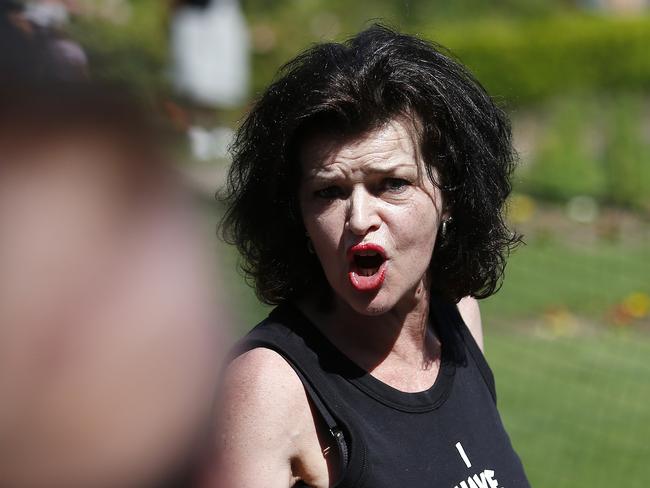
[328,141,417,174]
[300,116,422,180]
[303,159,351,180]
[305,153,418,182]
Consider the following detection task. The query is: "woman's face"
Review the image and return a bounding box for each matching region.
[299,117,445,316]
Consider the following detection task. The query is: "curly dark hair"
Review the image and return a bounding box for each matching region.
[221,24,521,305]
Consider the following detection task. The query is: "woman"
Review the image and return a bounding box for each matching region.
[215,25,529,488]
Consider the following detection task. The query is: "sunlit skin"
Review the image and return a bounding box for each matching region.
[298,117,448,388]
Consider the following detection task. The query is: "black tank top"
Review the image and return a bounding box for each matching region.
[235,298,531,488]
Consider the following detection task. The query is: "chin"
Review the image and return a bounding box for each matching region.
[341,288,398,317]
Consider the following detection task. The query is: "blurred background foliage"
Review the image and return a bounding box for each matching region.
[71,1,650,101]
[69,0,650,208]
[64,1,649,486]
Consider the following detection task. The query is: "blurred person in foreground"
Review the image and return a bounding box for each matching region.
[211,25,529,487]
[0,10,227,488]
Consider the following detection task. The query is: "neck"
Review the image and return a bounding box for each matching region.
[301,277,440,373]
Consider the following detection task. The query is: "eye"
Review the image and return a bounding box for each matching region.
[315,186,345,199]
[380,178,410,193]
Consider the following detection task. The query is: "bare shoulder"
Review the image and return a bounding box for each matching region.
[220,347,311,450]
[456,296,484,352]
[212,347,333,488]
[224,347,308,414]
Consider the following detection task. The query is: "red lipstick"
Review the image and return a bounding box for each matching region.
[347,243,387,292]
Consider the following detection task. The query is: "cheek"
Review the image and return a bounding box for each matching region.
[301,200,345,245]
[389,201,440,265]
[300,201,348,280]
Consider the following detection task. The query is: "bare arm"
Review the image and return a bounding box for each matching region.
[457,296,484,352]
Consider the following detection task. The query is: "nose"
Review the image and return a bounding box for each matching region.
[347,185,381,236]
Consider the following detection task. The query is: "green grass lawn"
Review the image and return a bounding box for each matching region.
[488,330,650,487]
[481,237,650,326]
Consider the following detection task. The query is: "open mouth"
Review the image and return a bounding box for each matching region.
[347,243,387,291]
[353,251,385,276]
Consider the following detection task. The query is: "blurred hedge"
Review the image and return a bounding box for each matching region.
[250,15,650,104]
[427,15,650,104]
[518,94,650,211]
[67,5,650,107]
